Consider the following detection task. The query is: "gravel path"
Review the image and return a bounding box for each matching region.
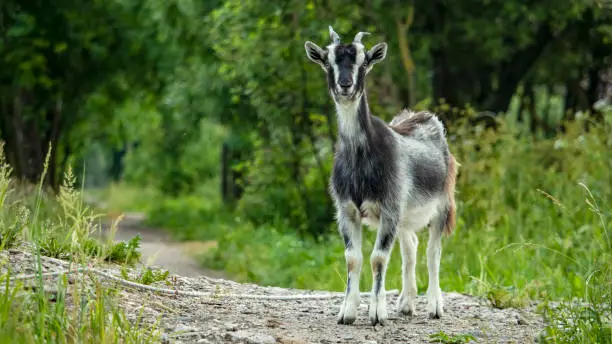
[128,278,546,344]
[3,249,548,344]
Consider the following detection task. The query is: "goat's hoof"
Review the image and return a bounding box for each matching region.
[368,298,388,326]
[400,308,414,316]
[337,315,356,325]
[396,292,415,316]
[369,313,389,326]
[426,288,444,319]
[337,297,358,325]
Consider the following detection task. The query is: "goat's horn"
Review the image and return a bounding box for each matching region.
[353,31,370,44]
[329,25,341,44]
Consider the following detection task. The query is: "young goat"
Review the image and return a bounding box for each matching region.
[304,27,458,326]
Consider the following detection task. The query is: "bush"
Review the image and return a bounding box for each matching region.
[206,114,611,297]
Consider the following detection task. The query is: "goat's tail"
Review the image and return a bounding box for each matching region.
[443,153,459,236]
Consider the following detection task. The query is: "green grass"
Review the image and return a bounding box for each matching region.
[120,266,170,286]
[203,116,611,296]
[84,182,160,215]
[97,112,612,343]
[143,177,235,241]
[428,331,476,344]
[0,144,161,343]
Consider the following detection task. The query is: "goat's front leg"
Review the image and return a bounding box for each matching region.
[369,211,399,326]
[337,202,363,325]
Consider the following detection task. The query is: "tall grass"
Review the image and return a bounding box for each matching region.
[202,114,612,342]
[202,115,611,296]
[0,143,161,343]
[99,111,612,342]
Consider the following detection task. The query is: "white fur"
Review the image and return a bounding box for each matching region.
[397,231,418,315]
[352,44,366,91]
[369,247,392,325]
[427,226,444,318]
[336,201,363,324]
[334,100,363,142]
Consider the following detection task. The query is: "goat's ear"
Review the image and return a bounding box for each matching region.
[366,42,387,69]
[304,41,327,70]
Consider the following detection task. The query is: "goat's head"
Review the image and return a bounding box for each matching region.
[304,26,387,102]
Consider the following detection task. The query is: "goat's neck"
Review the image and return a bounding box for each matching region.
[335,92,372,146]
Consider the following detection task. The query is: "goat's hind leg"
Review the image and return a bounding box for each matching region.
[427,210,446,319]
[336,202,363,325]
[397,229,418,316]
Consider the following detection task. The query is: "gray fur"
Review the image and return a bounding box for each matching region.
[304,27,456,326]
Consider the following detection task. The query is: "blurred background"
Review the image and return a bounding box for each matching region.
[1,0,611,308]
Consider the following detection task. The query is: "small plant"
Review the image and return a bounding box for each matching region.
[106,235,142,265]
[121,266,170,286]
[0,223,20,249]
[539,266,612,343]
[38,235,72,259]
[429,331,476,344]
[486,285,529,309]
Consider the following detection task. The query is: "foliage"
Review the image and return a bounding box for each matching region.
[194,112,612,341]
[539,267,612,343]
[0,276,161,343]
[3,0,612,341]
[0,146,160,342]
[428,331,476,344]
[201,113,611,295]
[485,284,529,310]
[121,267,170,286]
[142,178,235,241]
[105,235,142,266]
[3,0,611,233]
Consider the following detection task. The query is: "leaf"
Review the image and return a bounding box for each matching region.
[6,13,36,38]
[38,75,54,88]
[54,43,68,54]
[33,39,50,48]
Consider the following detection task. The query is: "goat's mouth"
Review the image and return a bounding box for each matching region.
[335,89,357,99]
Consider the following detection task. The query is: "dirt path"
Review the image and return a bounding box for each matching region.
[96,212,225,279]
[4,248,549,344]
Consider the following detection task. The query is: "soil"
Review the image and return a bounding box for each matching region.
[95,211,225,279]
[2,247,549,344]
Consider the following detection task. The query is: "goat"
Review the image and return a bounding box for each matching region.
[304,27,458,326]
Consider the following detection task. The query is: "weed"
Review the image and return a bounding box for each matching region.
[121,266,171,286]
[539,265,612,343]
[106,235,142,265]
[38,235,72,260]
[428,330,476,343]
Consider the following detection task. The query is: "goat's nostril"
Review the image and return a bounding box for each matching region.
[339,80,353,88]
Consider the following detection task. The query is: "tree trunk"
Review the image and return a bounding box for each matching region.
[430,48,459,110]
[395,4,416,107]
[0,90,65,191]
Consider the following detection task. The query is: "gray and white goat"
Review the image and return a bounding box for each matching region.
[304,27,459,326]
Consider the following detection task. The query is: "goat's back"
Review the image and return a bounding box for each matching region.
[389,110,446,144]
